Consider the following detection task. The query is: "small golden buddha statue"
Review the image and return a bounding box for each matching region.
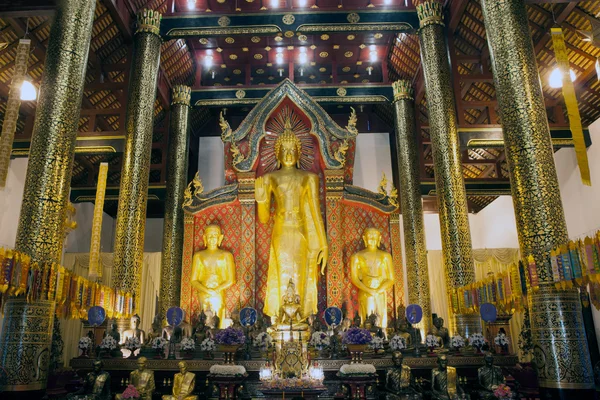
[191,224,236,328]
[350,228,395,330]
[122,314,146,345]
[68,360,111,400]
[256,118,329,320]
[395,318,413,348]
[275,279,308,331]
[431,355,464,400]
[162,361,198,400]
[116,357,155,400]
[385,351,413,399]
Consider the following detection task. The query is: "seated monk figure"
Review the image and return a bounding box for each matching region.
[122,314,146,345]
[385,351,415,399]
[68,360,111,400]
[116,357,155,400]
[431,355,464,400]
[162,361,197,400]
[478,353,511,399]
[276,279,308,331]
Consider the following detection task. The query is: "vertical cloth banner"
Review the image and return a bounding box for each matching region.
[551,27,591,186]
[0,39,31,187]
[88,162,108,279]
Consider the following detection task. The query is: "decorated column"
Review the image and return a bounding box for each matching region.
[159,85,191,316]
[112,9,162,310]
[0,0,95,393]
[391,80,431,334]
[481,0,594,395]
[416,0,479,335]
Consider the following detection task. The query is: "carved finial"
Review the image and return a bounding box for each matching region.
[136,9,162,35]
[346,107,358,137]
[183,172,204,208]
[219,111,233,142]
[416,1,444,29]
[392,80,414,102]
[378,172,389,197]
[334,139,350,167]
[171,85,191,106]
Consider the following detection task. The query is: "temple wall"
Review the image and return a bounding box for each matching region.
[0,157,27,248]
[198,137,225,191]
[353,132,394,192]
[65,203,116,253]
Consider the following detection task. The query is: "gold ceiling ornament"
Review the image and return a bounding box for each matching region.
[242,47,249,51]
[214,82,222,86]
[267,62,273,66]
[347,12,360,23]
[233,69,242,74]
[319,52,328,58]
[284,31,295,38]
[342,66,351,72]
[310,44,317,49]
[282,14,295,25]
[236,89,246,99]
[275,36,283,42]
[256,68,265,74]
[224,77,231,81]
[356,61,362,65]
[309,74,316,79]
[199,38,209,45]
[319,67,326,72]
[217,0,226,3]
[321,34,330,40]
[310,61,316,66]
[416,0,444,29]
[219,110,233,142]
[225,37,235,43]
[88,162,108,280]
[136,9,162,35]
[287,45,294,50]
[298,34,308,42]
[229,54,238,60]
[216,47,223,52]
[218,16,231,27]
[251,36,261,43]
[354,73,360,78]
[341,80,348,84]
[265,46,272,51]
[359,43,366,49]
[345,51,353,57]
[333,44,340,49]
[336,87,347,96]
[183,172,204,207]
[362,79,369,83]
[268,76,274,80]
[320,80,326,84]
[374,33,383,39]
[347,34,355,40]
[254,53,263,59]
[346,106,358,136]
[259,82,265,85]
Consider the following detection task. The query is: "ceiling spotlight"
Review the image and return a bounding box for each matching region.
[204,55,214,69]
[369,50,377,63]
[271,0,278,8]
[187,0,196,9]
[548,67,576,89]
[20,80,37,101]
[298,0,307,6]
[276,52,284,64]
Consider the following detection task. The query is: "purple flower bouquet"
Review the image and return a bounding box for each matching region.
[215,327,246,345]
[342,328,373,345]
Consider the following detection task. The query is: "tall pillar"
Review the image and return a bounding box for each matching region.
[158,85,191,316]
[0,0,95,393]
[481,0,594,396]
[391,80,431,334]
[416,0,479,335]
[112,9,162,309]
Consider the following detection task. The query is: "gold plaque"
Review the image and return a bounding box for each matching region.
[337,87,347,96]
[218,16,231,27]
[321,34,329,40]
[225,37,235,44]
[282,14,295,25]
[319,52,328,58]
[345,51,353,57]
[347,13,360,23]
[235,90,246,99]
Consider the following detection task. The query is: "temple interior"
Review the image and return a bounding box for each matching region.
[1,0,600,399]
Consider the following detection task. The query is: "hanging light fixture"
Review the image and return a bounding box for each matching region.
[20,80,36,101]
[548,67,576,89]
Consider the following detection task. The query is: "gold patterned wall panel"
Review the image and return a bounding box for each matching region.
[392,80,431,333]
[159,86,191,316]
[15,0,96,264]
[112,10,162,307]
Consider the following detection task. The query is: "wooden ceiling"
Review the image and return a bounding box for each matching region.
[0,0,599,216]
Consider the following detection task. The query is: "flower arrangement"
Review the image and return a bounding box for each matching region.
[254,332,274,351]
[201,337,216,351]
[78,336,93,350]
[493,383,512,399]
[339,363,377,376]
[261,376,319,389]
[121,384,140,399]
[123,337,141,351]
[151,337,168,350]
[180,337,196,352]
[494,333,510,346]
[450,335,465,349]
[100,336,118,350]
[215,327,246,346]
[209,365,247,376]
[342,327,373,345]
[309,331,330,348]
[425,334,440,349]
[389,335,407,351]
[369,336,385,350]
[469,333,486,350]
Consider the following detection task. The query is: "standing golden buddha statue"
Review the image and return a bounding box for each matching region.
[255,118,328,319]
[191,225,236,328]
[350,228,395,330]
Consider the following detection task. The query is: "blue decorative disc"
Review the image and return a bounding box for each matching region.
[240,307,257,327]
[88,306,106,327]
[480,303,497,323]
[323,306,343,327]
[166,306,185,327]
[406,304,423,325]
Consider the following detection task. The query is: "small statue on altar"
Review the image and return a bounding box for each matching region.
[385,351,414,399]
[116,357,155,400]
[255,118,329,320]
[341,317,352,332]
[352,311,362,328]
[431,355,464,400]
[147,313,164,342]
[68,360,111,400]
[106,321,120,343]
[191,224,236,328]
[350,227,395,330]
[122,314,145,345]
[432,317,449,349]
[275,279,308,331]
[162,361,198,400]
[477,353,510,399]
[193,316,209,343]
[308,313,323,333]
[395,318,413,347]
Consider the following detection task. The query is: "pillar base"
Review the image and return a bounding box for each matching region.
[453,313,481,337]
[540,387,596,400]
[0,299,55,392]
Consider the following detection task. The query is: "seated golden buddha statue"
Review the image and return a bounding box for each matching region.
[395,318,413,348]
[122,314,146,345]
[275,279,308,331]
[162,361,197,400]
[385,351,414,399]
[432,317,449,348]
[68,360,111,400]
[478,353,510,399]
[147,313,164,343]
[431,355,464,400]
[191,224,236,329]
[350,227,395,330]
[116,357,155,400]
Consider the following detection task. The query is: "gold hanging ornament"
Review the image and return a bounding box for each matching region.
[88,162,108,280]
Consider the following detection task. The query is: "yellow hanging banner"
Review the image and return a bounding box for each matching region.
[551,27,591,186]
[88,162,108,279]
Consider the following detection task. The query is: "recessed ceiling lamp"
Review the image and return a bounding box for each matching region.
[20,80,37,101]
[384,0,392,4]
[298,0,307,6]
[271,0,278,8]
[187,0,195,9]
[548,67,576,89]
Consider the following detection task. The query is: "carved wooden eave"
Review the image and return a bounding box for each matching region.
[183,183,239,215]
[343,185,399,214]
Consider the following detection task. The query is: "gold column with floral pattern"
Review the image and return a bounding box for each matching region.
[112,9,162,309]
[391,80,431,334]
[1,0,96,393]
[158,85,191,317]
[417,0,478,336]
[481,0,594,393]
